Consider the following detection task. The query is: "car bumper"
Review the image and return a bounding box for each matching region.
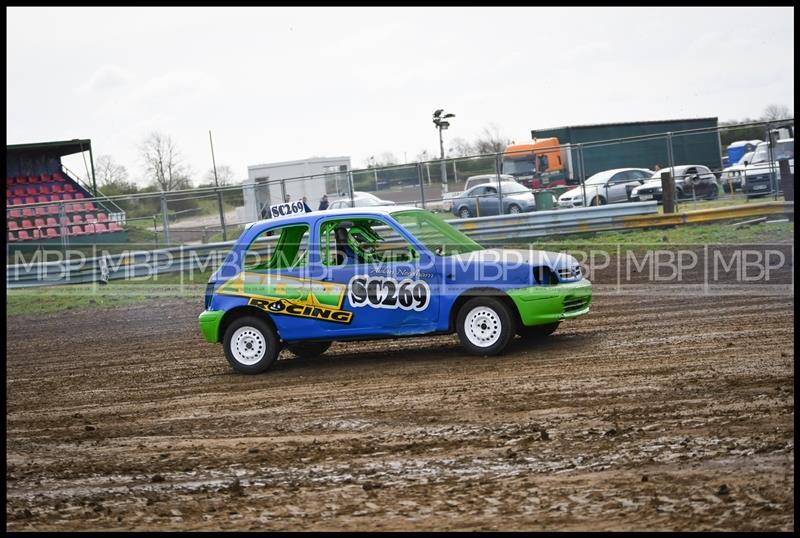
[198,310,225,343]
[507,278,592,327]
[558,200,583,208]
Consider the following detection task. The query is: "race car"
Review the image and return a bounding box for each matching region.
[199,205,592,374]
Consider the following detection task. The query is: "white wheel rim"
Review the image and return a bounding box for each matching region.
[231,326,267,365]
[510,205,521,213]
[465,306,502,348]
[460,209,470,218]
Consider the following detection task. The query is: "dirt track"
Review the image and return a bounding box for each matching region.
[6,252,795,531]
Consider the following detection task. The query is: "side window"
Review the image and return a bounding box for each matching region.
[243,224,309,271]
[319,218,417,266]
[470,187,487,197]
[609,172,626,184]
[484,186,497,195]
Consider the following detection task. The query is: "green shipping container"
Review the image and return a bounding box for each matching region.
[531,117,722,181]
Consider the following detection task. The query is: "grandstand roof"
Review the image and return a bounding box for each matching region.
[7,139,92,157]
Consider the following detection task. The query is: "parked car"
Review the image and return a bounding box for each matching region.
[442,174,517,211]
[557,168,652,208]
[741,138,794,198]
[327,191,396,209]
[630,165,719,202]
[198,206,592,373]
[450,181,536,218]
[720,151,754,193]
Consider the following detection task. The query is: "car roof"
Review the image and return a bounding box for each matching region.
[464,181,525,192]
[588,168,650,180]
[245,205,419,230]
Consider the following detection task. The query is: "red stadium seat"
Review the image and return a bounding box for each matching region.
[28,175,41,183]
[16,176,27,184]
[108,222,123,232]
[97,213,108,223]
[34,218,46,228]
[25,196,36,204]
[32,229,41,240]
[8,231,17,242]
[73,214,84,224]
[95,223,109,233]
[11,197,23,206]
[64,183,76,192]
[21,219,33,229]
[46,228,59,239]
[83,223,96,234]
[35,206,47,216]
[26,186,37,196]
[49,194,61,202]
[37,195,49,204]
[41,174,51,181]
[83,201,96,211]
[18,230,31,241]
[84,213,96,223]
[47,205,60,215]
[22,208,34,218]
[60,216,71,226]
[53,172,65,182]
[62,193,73,201]
[74,192,85,200]
[8,221,19,231]
[40,185,51,194]
[46,217,58,227]
[13,187,24,196]
[52,184,63,193]
[9,208,22,218]
[70,225,84,236]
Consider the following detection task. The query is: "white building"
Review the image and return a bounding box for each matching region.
[242,156,351,222]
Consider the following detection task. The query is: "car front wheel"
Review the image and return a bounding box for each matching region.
[456,297,516,356]
[508,204,522,214]
[458,207,472,219]
[223,316,280,374]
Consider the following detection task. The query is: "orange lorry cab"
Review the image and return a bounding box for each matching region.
[502,137,567,189]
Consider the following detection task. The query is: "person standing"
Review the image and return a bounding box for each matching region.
[318,194,329,210]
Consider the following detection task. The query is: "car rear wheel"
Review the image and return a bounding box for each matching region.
[518,322,560,339]
[508,204,522,214]
[456,297,516,356]
[286,341,332,358]
[458,207,472,219]
[591,196,606,206]
[223,316,280,374]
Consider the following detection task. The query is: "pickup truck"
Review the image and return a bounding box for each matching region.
[742,139,794,198]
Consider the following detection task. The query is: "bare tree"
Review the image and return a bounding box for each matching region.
[204,164,236,186]
[95,154,130,188]
[414,149,433,163]
[140,132,192,191]
[474,124,510,155]
[449,137,475,158]
[762,104,792,122]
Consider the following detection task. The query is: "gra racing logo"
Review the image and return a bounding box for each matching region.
[248,297,353,324]
[217,273,353,324]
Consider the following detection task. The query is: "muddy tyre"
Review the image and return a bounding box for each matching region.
[286,341,332,359]
[456,297,516,356]
[518,322,560,339]
[223,316,280,374]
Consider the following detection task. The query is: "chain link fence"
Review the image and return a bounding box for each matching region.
[7,119,793,252]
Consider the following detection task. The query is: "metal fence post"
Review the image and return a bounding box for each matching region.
[578,144,586,206]
[347,170,355,207]
[217,188,228,242]
[417,162,426,209]
[661,170,676,214]
[452,160,458,185]
[160,192,170,245]
[495,152,504,215]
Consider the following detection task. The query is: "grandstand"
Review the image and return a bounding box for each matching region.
[6,139,127,245]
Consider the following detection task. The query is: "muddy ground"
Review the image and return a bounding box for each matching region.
[6,247,794,531]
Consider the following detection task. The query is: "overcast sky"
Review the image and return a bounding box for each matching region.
[6,6,795,185]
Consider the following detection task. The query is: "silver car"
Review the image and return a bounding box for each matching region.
[451,181,536,218]
[558,168,652,207]
[328,192,396,209]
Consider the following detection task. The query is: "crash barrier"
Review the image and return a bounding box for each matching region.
[5,201,793,288]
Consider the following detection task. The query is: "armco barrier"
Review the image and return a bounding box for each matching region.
[5,201,793,288]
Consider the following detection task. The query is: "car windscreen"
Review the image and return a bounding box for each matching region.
[391,209,483,256]
[750,141,792,164]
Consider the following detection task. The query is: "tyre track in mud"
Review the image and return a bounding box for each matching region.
[6,266,794,531]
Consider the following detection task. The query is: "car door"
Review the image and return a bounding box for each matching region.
[306,215,440,338]
[697,166,715,196]
[606,171,632,203]
[477,185,500,215]
[683,167,700,197]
